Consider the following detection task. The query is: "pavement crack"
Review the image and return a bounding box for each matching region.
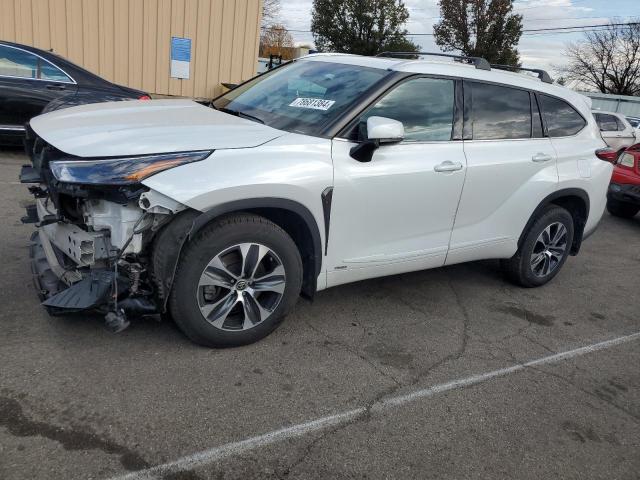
[281,274,472,474]
[303,318,401,387]
[0,395,149,471]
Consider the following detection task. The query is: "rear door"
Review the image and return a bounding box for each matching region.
[447,81,558,265]
[0,45,77,133]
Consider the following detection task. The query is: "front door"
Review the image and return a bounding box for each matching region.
[327,76,466,287]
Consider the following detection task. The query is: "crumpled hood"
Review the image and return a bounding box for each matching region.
[30,99,284,158]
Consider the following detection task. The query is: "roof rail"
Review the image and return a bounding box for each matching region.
[376,51,491,71]
[490,64,554,84]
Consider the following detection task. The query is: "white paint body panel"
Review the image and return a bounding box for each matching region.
[142,134,333,291]
[327,139,466,287]
[30,99,284,157]
[446,138,559,265]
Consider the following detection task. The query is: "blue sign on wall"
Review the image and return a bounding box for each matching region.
[170,37,191,79]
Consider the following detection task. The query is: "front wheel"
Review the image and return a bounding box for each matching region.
[607,200,639,219]
[169,213,303,347]
[501,205,574,288]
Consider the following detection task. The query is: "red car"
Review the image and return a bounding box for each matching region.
[605,144,640,218]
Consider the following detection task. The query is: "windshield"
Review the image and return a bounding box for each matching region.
[212,60,389,136]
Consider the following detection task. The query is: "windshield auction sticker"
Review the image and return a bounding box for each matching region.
[289,98,336,111]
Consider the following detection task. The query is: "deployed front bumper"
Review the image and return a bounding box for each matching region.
[26,198,118,313]
[21,126,186,324]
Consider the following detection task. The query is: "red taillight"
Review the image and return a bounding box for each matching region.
[139,95,151,100]
[595,147,618,162]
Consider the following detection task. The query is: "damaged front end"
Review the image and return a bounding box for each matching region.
[21,125,208,332]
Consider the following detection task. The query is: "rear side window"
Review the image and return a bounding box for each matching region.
[540,95,586,137]
[614,116,627,131]
[594,113,619,131]
[40,62,71,82]
[469,82,531,140]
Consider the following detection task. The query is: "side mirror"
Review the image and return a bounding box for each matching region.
[367,116,404,143]
[350,116,404,162]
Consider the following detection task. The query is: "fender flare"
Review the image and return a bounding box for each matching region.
[518,188,590,254]
[189,197,323,275]
[154,198,324,311]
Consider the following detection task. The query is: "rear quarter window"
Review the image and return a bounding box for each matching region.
[539,95,586,137]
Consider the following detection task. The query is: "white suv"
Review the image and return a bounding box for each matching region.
[593,110,638,152]
[21,53,612,347]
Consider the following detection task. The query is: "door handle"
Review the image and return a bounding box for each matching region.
[532,153,553,163]
[434,161,463,172]
[46,84,66,91]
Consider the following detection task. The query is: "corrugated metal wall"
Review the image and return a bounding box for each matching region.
[0,0,262,98]
[583,92,640,118]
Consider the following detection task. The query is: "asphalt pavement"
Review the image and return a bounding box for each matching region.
[1,148,638,479]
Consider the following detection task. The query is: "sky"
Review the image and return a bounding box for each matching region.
[276,0,635,76]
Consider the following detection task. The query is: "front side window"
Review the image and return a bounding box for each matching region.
[0,45,71,82]
[540,95,586,137]
[0,45,38,78]
[212,60,389,136]
[469,82,531,140]
[354,77,455,142]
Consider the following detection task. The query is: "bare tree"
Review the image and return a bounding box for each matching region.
[261,24,294,50]
[563,20,640,95]
[262,0,281,28]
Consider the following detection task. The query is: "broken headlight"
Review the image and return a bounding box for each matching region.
[49,150,212,185]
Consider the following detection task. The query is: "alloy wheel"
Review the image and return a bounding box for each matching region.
[530,222,568,278]
[196,243,286,331]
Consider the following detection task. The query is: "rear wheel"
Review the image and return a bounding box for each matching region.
[501,205,574,288]
[607,200,639,219]
[169,213,302,347]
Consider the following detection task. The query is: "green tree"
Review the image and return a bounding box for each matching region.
[311,0,419,56]
[433,0,523,66]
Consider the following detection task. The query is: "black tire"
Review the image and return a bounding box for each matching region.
[607,200,639,219]
[169,213,303,347]
[501,205,574,288]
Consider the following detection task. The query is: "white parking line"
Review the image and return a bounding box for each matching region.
[110,331,640,480]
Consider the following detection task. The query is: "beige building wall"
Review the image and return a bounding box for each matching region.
[0,0,262,98]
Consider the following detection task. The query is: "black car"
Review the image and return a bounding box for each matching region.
[0,40,149,145]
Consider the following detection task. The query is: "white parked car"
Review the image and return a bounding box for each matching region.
[626,116,640,138]
[21,53,612,347]
[593,110,638,152]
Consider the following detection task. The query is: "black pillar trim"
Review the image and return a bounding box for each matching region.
[321,187,334,255]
